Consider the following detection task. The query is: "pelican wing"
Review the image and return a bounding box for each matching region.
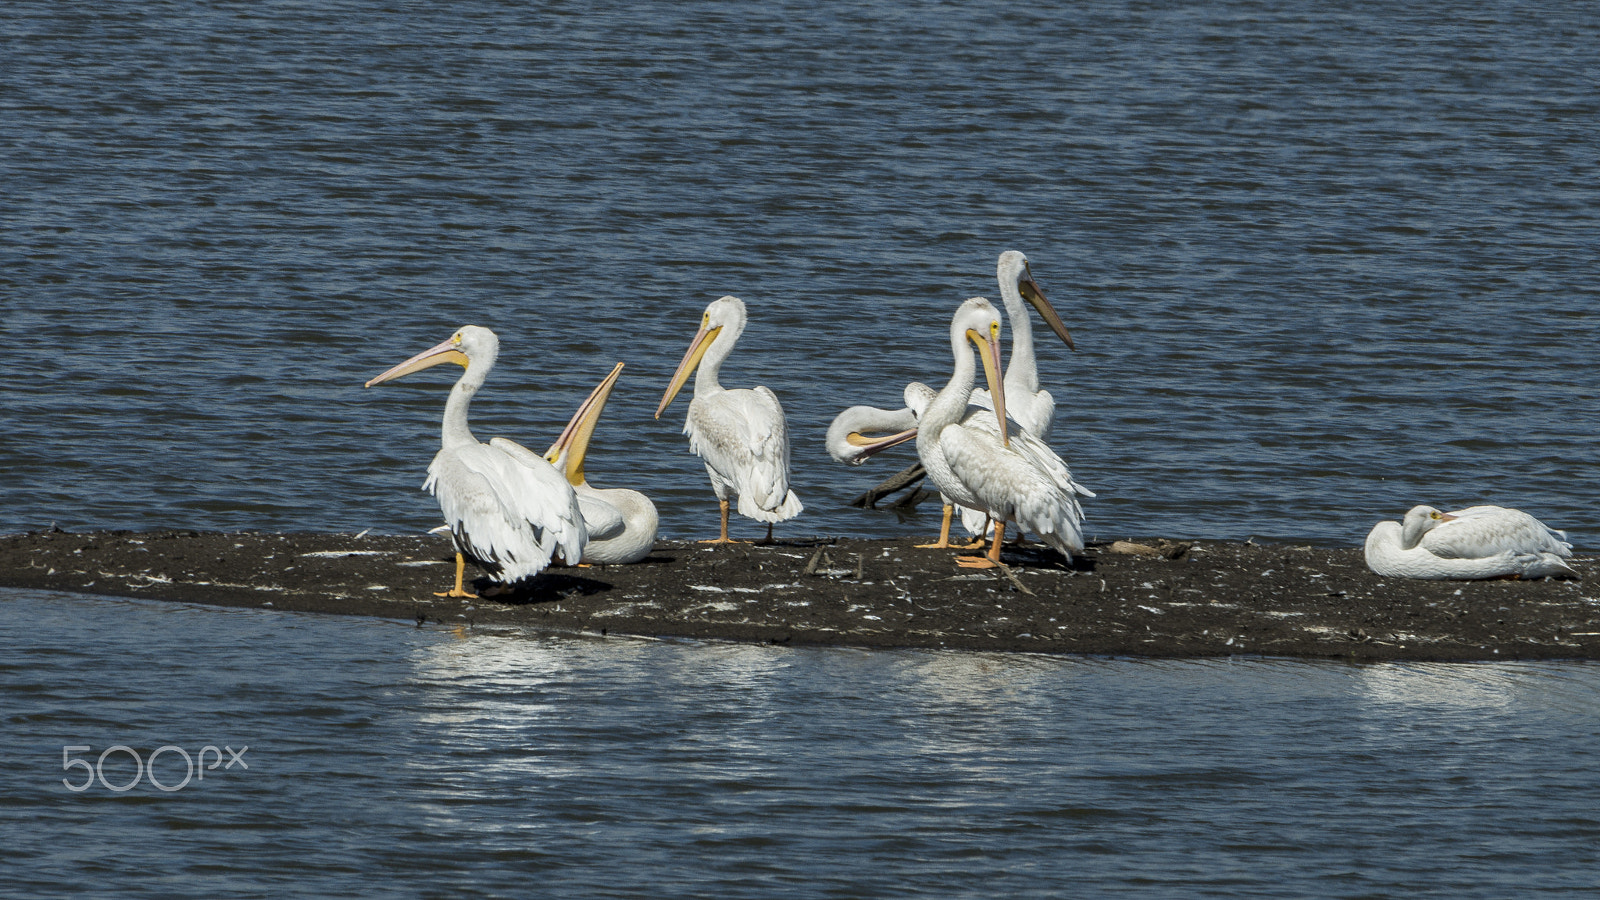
[686,387,801,518]
[1422,506,1573,560]
[574,492,626,542]
[579,486,659,564]
[938,423,1085,556]
[1365,520,1576,580]
[952,406,1095,500]
[970,387,1054,439]
[424,439,586,581]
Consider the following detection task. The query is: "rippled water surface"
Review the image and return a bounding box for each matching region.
[3,590,1598,898]
[4,4,1600,894]
[3,0,1596,546]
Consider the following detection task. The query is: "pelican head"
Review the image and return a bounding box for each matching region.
[999,250,1075,351]
[545,362,625,486]
[957,297,1008,447]
[903,382,936,418]
[1399,505,1456,549]
[654,295,745,418]
[365,325,497,387]
[825,405,918,465]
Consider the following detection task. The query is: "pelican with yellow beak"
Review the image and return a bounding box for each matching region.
[365,325,587,596]
[655,295,803,543]
[827,251,1079,545]
[545,362,659,564]
[918,298,1090,569]
[972,250,1077,438]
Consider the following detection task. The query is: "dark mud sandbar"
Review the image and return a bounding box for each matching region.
[3,529,1598,661]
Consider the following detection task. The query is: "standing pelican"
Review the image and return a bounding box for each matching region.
[1364,505,1578,580]
[656,295,803,543]
[366,326,586,597]
[545,362,659,564]
[971,250,1077,437]
[828,251,1078,541]
[917,298,1090,568]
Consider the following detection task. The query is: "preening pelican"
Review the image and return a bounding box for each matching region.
[656,295,803,543]
[971,250,1076,438]
[1364,505,1578,580]
[366,326,586,597]
[544,362,659,564]
[917,298,1091,568]
[827,251,1078,544]
[825,403,919,466]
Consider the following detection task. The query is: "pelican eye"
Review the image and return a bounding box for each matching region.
[1430,511,1442,519]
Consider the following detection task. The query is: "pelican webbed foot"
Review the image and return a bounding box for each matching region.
[915,505,961,550]
[434,552,481,598]
[953,522,1009,570]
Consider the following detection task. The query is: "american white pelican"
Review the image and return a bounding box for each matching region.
[544,362,659,564]
[917,298,1091,568]
[829,251,1077,544]
[366,326,587,597]
[825,403,919,467]
[903,380,994,547]
[971,250,1076,438]
[1364,505,1578,580]
[655,295,803,543]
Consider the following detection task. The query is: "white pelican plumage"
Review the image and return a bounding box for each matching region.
[544,362,659,564]
[971,250,1077,438]
[366,325,586,597]
[827,251,1078,544]
[917,298,1091,568]
[824,403,919,467]
[656,295,803,543]
[902,380,994,546]
[1364,505,1578,580]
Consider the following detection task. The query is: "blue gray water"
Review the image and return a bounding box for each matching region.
[3,0,1597,546]
[4,590,1599,899]
[5,3,1600,895]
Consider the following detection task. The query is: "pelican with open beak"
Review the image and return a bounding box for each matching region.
[545,362,658,564]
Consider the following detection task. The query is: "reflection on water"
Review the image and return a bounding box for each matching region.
[3,591,1599,897]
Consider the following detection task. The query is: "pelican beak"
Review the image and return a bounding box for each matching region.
[655,321,723,418]
[546,362,625,486]
[845,427,919,462]
[1019,260,1075,351]
[970,324,1008,447]
[365,336,469,387]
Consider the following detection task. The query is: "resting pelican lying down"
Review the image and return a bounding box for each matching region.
[1364,505,1578,580]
